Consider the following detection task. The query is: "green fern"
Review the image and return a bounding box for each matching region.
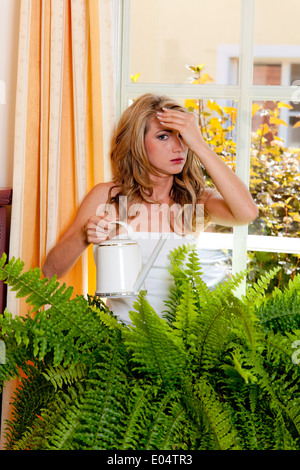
[117,385,152,450]
[0,254,120,370]
[123,291,186,386]
[68,345,130,450]
[255,273,300,333]
[42,363,89,391]
[3,364,56,449]
[145,395,186,450]
[187,378,239,450]
[243,266,281,308]
[1,250,300,450]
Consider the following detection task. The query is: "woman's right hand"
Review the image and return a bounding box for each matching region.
[84,214,117,245]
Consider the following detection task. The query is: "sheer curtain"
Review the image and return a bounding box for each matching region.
[1,0,116,447]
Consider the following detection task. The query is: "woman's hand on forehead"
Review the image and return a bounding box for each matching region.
[156,108,205,153]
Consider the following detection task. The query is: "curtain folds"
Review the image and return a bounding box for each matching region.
[8,0,108,317]
[1,0,115,447]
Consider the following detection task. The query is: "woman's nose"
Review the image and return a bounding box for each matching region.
[172,134,185,152]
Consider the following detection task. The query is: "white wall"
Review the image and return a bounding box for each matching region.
[0,0,20,188]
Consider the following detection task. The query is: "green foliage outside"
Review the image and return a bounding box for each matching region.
[183,64,300,293]
[1,249,300,450]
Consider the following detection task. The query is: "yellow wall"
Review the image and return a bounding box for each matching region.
[255,0,300,44]
[130,0,300,84]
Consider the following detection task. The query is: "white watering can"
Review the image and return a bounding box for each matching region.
[93,221,168,298]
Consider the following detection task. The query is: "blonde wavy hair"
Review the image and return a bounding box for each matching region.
[108,93,210,231]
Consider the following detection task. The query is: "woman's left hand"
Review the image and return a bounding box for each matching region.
[157,108,206,154]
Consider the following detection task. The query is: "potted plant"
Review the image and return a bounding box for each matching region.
[0,245,300,450]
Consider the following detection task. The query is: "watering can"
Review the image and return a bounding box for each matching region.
[93,221,168,298]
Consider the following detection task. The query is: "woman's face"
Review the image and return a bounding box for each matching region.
[144,115,188,176]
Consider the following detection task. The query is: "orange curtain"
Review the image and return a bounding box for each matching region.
[1,0,114,448]
[8,0,104,317]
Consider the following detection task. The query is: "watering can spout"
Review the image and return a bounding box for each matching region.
[133,233,168,292]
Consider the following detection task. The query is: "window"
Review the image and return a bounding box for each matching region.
[232,60,300,145]
[117,0,300,295]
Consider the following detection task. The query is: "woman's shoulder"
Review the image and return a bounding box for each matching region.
[76,181,119,217]
[197,187,216,204]
[87,181,120,201]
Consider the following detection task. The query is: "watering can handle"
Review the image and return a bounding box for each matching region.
[133,233,168,292]
[93,220,134,263]
[106,220,135,239]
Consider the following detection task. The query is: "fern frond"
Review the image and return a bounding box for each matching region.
[274,416,299,450]
[255,273,300,334]
[4,364,56,449]
[171,283,199,351]
[163,245,193,323]
[70,345,131,450]
[243,266,280,309]
[230,349,258,385]
[44,393,83,450]
[230,389,276,450]
[123,291,186,386]
[168,244,190,271]
[42,363,89,391]
[9,383,85,450]
[88,294,123,330]
[118,385,152,450]
[214,269,247,299]
[119,387,186,450]
[145,394,186,450]
[262,330,300,387]
[196,300,233,370]
[227,293,260,360]
[253,348,300,443]
[0,256,124,368]
[192,378,239,450]
[166,249,250,370]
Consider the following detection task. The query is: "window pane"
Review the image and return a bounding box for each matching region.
[130,0,240,85]
[249,100,300,238]
[290,64,300,115]
[247,251,300,294]
[253,0,300,84]
[291,64,300,84]
[253,64,281,86]
[254,0,300,45]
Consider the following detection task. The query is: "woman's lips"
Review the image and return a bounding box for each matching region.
[171,158,184,164]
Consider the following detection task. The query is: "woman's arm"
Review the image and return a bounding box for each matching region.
[191,142,258,226]
[157,108,258,226]
[42,183,115,279]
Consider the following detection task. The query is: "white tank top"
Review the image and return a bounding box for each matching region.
[106,232,229,325]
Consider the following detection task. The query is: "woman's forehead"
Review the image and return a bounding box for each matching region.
[145,115,168,133]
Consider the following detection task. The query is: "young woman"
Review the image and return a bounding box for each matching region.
[42,93,258,322]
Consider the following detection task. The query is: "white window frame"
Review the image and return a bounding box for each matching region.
[116,0,300,295]
[218,44,300,144]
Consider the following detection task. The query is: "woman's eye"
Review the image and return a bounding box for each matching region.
[158,134,168,140]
